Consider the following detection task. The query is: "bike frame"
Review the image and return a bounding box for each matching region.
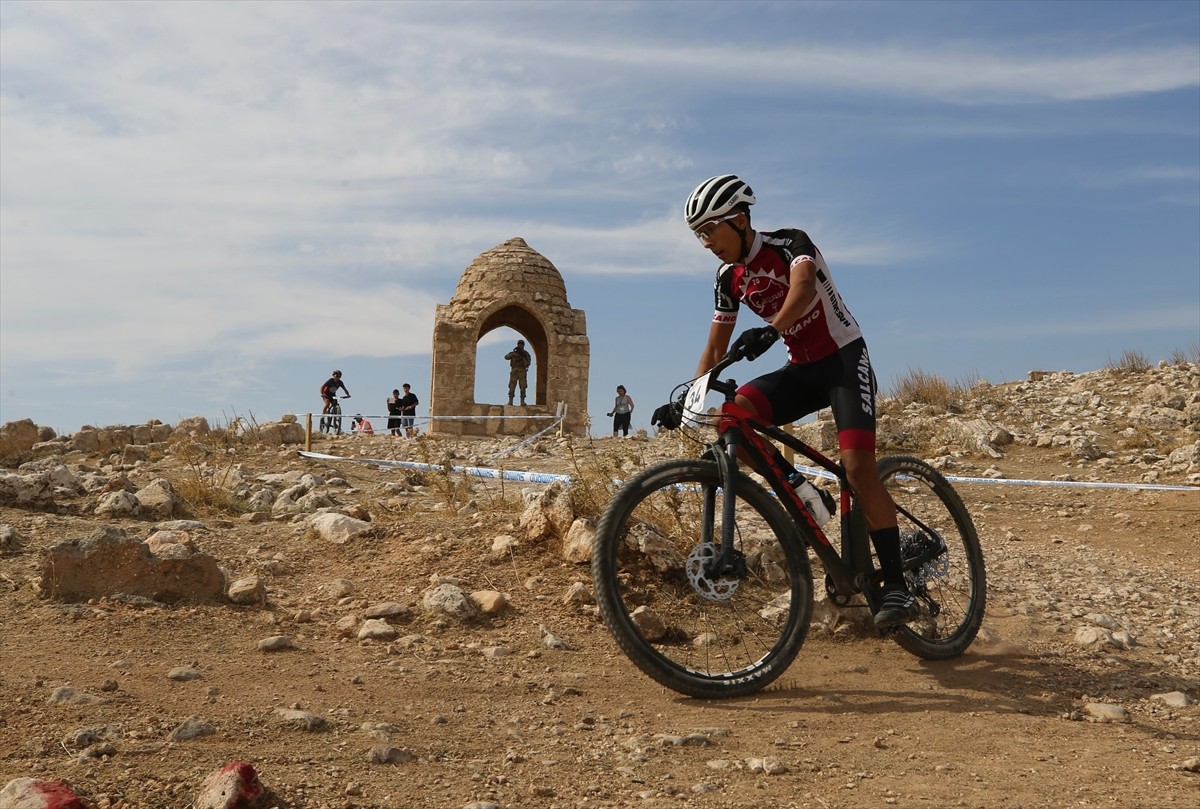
[320,397,346,434]
[700,371,952,609]
[706,378,873,598]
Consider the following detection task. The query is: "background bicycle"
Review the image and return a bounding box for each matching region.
[319,395,349,435]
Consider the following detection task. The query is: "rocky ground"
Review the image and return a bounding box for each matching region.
[1,362,1198,809]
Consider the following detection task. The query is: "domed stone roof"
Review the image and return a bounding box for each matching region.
[431,236,590,437]
[449,237,570,313]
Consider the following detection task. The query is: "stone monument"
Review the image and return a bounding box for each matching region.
[429,238,590,437]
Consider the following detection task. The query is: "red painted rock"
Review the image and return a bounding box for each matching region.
[0,778,93,809]
[194,761,267,809]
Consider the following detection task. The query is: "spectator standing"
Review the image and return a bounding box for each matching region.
[504,339,532,406]
[386,390,403,436]
[399,383,420,438]
[607,385,635,438]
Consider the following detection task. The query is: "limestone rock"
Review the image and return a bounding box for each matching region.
[134,478,185,520]
[0,419,41,464]
[40,525,226,604]
[195,760,269,809]
[422,582,478,621]
[308,512,372,544]
[561,517,595,563]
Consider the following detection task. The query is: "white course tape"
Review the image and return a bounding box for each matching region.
[296,414,556,422]
[488,416,566,461]
[793,464,1198,492]
[299,451,572,485]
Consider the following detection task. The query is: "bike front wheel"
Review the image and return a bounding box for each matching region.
[880,455,986,659]
[592,458,813,699]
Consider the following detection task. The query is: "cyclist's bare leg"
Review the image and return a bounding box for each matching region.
[736,393,909,598]
[733,393,822,477]
[842,448,897,531]
[845,446,915,619]
[731,394,770,468]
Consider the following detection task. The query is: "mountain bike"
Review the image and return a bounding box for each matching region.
[591,347,986,699]
[319,395,350,435]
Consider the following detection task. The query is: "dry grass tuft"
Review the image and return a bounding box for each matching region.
[888,367,968,411]
[562,437,641,520]
[170,421,258,516]
[1167,343,1200,366]
[1105,349,1152,372]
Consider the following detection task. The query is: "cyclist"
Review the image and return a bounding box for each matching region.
[321,370,350,418]
[656,173,918,629]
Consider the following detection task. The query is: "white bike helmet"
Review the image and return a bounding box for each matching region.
[684,174,756,230]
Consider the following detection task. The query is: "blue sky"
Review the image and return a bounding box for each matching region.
[2,0,1197,438]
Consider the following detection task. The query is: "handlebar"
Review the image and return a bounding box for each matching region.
[675,346,748,424]
[700,346,748,397]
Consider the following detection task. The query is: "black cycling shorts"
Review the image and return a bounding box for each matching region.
[737,338,879,452]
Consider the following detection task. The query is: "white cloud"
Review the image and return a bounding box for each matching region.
[1,1,1196,433]
[966,306,1200,340]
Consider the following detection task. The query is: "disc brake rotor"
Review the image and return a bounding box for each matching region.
[685,543,741,602]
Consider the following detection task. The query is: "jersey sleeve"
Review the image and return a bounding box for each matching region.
[783,229,820,268]
[713,263,739,325]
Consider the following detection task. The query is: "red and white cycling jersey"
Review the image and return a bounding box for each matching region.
[713,228,862,364]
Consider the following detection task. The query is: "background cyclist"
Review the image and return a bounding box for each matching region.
[662,173,918,629]
[321,370,350,418]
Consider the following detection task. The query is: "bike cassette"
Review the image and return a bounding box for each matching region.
[902,530,949,582]
[685,543,742,601]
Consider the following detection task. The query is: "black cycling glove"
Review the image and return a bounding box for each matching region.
[650,400,684,431]
[732,326,780,361]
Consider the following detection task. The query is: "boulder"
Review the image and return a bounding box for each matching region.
[561,517,595,563]
[422,582,478,621]
[40,525,227,603]
[257,422,305,445]
[308,512,372,544]
[176,416,211,436]
[0,471,56,508]
[95,490,141,517]
[134,478,185,519]
[0,419,41,465]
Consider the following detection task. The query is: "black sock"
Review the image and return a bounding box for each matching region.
[869,526,905,589]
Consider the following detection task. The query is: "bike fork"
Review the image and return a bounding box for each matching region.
[702,433,742,576]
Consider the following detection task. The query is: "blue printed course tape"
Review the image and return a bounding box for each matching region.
[300,451,1198,492]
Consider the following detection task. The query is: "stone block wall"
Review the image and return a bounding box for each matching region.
[430,238,590,437]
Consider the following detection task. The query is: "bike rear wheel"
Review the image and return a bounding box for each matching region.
[879,455,986,659]
[592,458,813,699]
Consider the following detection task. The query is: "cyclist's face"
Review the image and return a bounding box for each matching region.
[695,213,744,262]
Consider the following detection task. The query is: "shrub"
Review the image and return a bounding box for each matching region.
[170,430,249,516]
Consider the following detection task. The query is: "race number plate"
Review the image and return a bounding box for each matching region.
[682,368,713,427]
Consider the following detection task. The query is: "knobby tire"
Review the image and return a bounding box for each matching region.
[879,455,986,659]
[592,458,814,699]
